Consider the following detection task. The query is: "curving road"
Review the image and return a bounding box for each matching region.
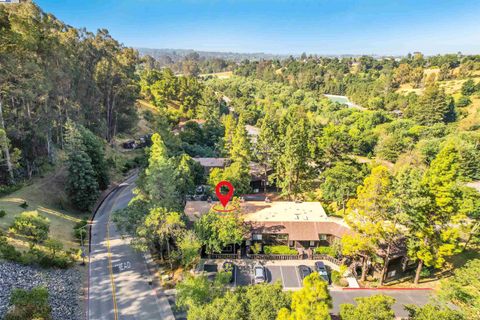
[87,175,175,320]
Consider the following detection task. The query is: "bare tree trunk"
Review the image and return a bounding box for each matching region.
[379,243,391,286]
[414,259,423,285]
[361,256,368,282]
[0,99,14,183]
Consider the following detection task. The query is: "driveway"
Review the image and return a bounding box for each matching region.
[331,289,433,318]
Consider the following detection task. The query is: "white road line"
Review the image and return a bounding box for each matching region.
[279,266,285,287]
[294,267,302,288]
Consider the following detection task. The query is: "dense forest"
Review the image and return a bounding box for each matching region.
[0,2,138,188]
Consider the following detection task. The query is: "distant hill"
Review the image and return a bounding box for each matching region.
[136,48,289,62]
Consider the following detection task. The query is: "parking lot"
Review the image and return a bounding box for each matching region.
[203,261,323,289]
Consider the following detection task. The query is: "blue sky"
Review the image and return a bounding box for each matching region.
[36,0,480,55]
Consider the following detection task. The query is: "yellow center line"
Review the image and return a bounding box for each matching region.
[106,187,126,320]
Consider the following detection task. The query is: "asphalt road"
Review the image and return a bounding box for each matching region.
[87,175,174,320]
[331,289,433,317]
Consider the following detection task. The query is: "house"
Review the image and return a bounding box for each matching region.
[184,200,353,250]
[192,158,273,192]
[192,157,227,174]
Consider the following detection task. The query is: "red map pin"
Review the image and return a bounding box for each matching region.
[215,180,234,208]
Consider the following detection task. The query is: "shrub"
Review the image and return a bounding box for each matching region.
[5,287,52,320]
[263,245,297,255]
[338,278,349,287]
[331,270,341,284]
[0,232,22,262]
[0,209,6,218]
[456,95,471,107]
[0,183,22,197]
[314,246,335,257]
[251,242,262,254]
[10,211,50,244]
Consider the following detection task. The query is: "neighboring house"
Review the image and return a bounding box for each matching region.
[192,157,227,174]
[192,158,272,192]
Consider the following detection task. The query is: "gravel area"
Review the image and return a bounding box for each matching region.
[0,261,83,320]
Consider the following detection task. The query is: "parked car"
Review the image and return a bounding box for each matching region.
[298,265,312,280]
[314,261,330,284]
[222,261,235,283]
[253,264,266,284]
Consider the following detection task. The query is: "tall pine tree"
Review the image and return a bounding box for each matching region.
[64,121,99,211]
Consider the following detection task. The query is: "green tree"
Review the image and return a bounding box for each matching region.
[136,207,185,266]
[407,84,455,125]
[44,238,63,258]
[186,282,290,320]
[277,107,312,198]
[176,273,230,311]
[461,79,476,96]
[277,272,331,320]
[404,304,464,320]
[320,161,364,214]
[439,259,480,319]
[79,126,110,190]
[194,203,246,254]
[339,294,395,320]
[10,211,50,244]
[230,116,251,165]
[398,143,465,284]
[208,162,251,196]
[346,166,399,285]
[174,154,196,203]
[64,121,99,211]
[341,233,377,282]
[177,230,202,269]
[141,133,179,210]
[254,106,280,192]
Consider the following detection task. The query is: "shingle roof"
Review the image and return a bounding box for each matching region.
[192,158,226,168]
[248,221,353,241]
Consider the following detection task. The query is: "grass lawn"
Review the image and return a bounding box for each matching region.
[0,166,88,250]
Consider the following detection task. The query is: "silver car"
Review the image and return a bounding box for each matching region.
[253,265,266,284]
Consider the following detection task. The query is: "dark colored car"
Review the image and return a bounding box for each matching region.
[314,261,330,284]
[298,265,312,280]
[222,261,235,283]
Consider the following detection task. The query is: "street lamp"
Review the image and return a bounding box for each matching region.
[78,223,89,265]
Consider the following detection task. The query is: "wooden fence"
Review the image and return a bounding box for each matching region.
[246,253,305,260]
[207,252,241,259]
[312,254,342,266]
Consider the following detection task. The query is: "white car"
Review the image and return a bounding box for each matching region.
[253,265,266,284]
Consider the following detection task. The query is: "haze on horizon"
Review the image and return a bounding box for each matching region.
[36,0,480,56]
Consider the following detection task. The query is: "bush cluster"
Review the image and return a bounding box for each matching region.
[314,246,336,257]
[0,232,76,269]
[263,245,298,255]
[331,270,349,287]
[0,209,6,218]
[5,287,52,320]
